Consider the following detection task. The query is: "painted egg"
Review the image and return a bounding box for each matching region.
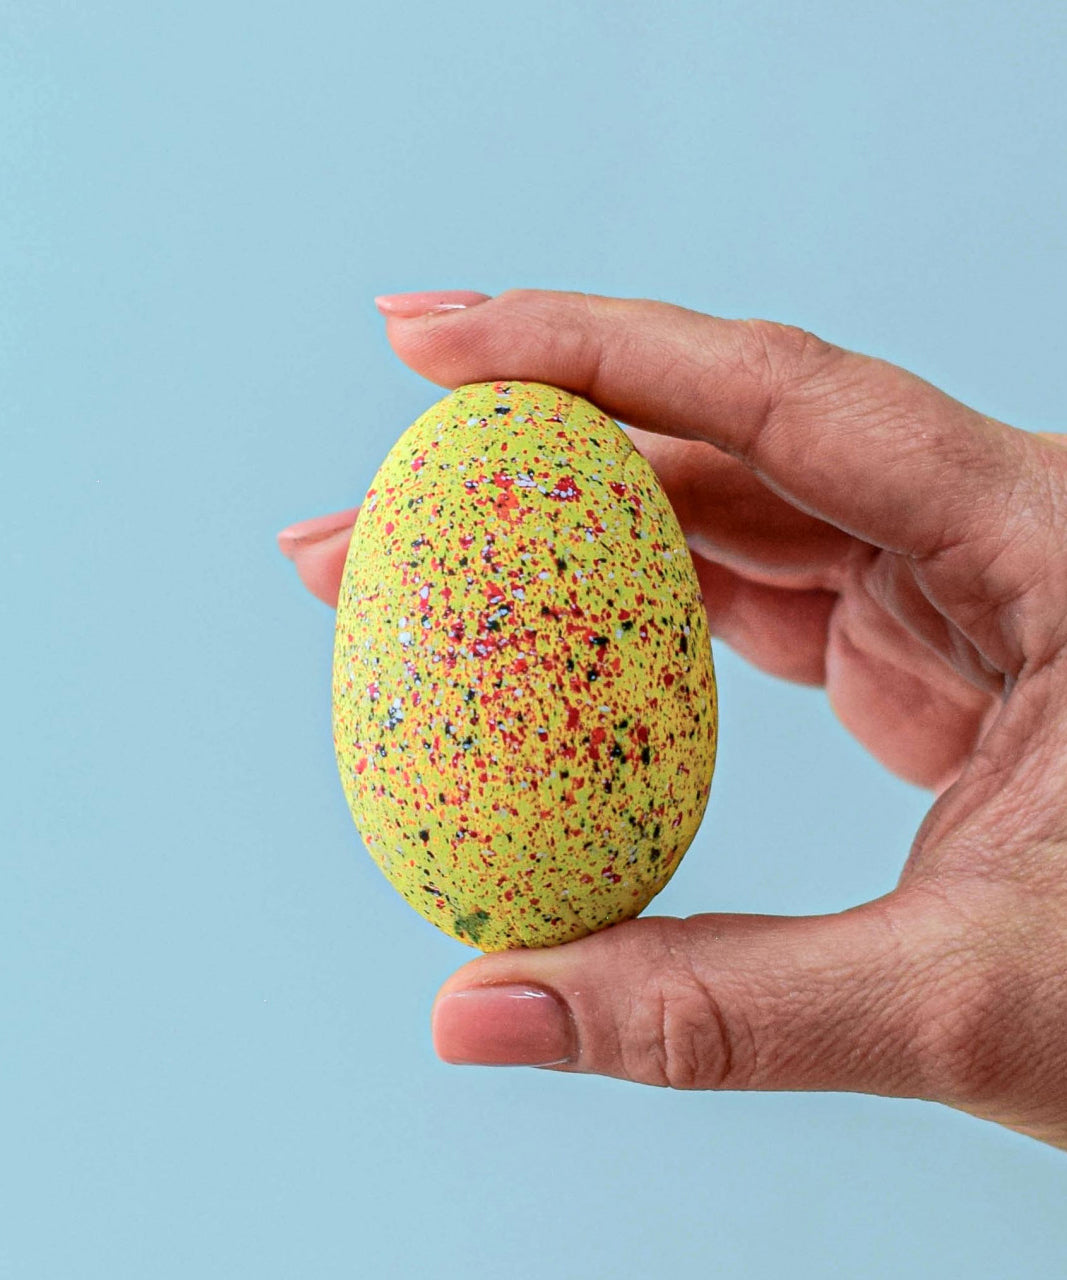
[332,381,717,950]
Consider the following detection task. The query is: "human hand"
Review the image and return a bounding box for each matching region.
[278,288,1067,1150]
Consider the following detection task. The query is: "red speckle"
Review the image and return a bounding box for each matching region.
[548,475,580,502]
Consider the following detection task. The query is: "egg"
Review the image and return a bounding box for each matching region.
[332,381,717,950]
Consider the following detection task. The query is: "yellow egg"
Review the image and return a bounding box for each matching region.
[333,381,717,950]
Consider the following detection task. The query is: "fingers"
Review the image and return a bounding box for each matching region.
[273,499,993,777]
[627,426,854,590]
[431,894,961,1098]
[382,290,1063,670]
[277,509,357,607]
[278,497,837,684]
[693,555,834,686]
[825,620,995,791]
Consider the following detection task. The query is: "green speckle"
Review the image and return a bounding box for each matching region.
[455,909,491,944]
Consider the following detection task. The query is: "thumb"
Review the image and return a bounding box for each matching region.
[431,897,955,1097]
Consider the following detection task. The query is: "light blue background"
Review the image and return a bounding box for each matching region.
[4,2,1067,1276]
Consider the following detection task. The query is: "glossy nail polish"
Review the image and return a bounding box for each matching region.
[432,984,577,1067]
[374,290,492,319]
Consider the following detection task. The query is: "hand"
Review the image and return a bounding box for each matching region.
[279,288,1067,1150]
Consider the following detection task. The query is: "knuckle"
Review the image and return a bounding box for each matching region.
[615,923,751,1091]
[734,318,840,392]
[500,288,610,393]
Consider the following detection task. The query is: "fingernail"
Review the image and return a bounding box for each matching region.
[276,507,359,559]
[374,290,492,319]
[432,984,577,1067]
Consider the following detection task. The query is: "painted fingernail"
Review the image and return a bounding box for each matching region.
[374,290,492,319]
[276,508,359,559]
[432,984,577,1067]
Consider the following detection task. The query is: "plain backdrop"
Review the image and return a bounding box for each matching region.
[4,2,1067,1276]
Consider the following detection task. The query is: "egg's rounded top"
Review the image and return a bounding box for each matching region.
[333,380,716,950]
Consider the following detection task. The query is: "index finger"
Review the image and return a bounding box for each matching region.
[379,289,1064,671]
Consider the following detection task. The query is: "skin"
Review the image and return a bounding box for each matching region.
[278,289,1067,1150]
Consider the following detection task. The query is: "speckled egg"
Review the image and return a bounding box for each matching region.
[332,381,717,950]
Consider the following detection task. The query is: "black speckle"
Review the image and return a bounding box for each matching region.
[641,746,652,765]
[419,829,430,844]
